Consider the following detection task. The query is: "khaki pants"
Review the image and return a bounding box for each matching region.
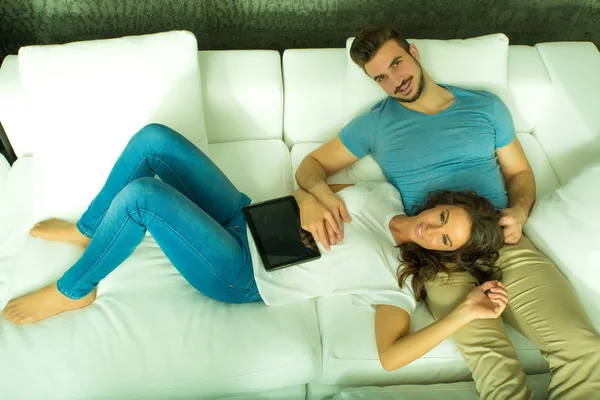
[424,236,600,399]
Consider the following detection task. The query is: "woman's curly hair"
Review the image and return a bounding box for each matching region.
[397,191,505,301]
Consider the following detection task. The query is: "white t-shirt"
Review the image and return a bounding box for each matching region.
[248,181,417,315]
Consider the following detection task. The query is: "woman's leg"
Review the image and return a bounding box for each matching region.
[31,123,248,241]
[3,178,258,325]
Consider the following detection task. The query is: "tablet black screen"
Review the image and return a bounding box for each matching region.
[244,197,320,271]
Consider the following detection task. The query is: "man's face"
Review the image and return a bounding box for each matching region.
[364,40,425,103]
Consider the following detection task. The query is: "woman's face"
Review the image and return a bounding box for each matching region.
[411,205,471,251]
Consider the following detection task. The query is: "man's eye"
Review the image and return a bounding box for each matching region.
[440,211,445,223]
[442,235,448,246]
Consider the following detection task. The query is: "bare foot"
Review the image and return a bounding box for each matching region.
[2,284,97,325]
[29,218,91,248]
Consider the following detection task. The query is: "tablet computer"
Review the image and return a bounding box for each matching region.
[242,196,321,272]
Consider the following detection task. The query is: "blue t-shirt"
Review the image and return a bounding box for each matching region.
[339,85,515,216]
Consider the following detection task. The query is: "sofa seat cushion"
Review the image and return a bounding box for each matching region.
[328,374,551,400]
[524,161,600,330]
[0,142,316,399]
[316,295,548,386]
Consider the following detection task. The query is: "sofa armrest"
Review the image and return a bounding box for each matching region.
[532,42,600,184]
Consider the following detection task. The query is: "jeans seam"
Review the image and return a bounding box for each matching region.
[76,220,95,238]
[86,209,108,235]
[64,212,133,298]
[56,280,79,300]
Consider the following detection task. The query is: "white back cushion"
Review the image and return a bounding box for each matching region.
[343,34,510,124]
[507,46,551,134]
[283,49,347,146]
[199,50,283,143]
[17,31,208,221]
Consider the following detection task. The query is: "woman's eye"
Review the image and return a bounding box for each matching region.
[442,236,447,246]
[440,212,445,223]
[394,60,400,67]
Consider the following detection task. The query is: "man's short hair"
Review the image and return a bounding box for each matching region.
[349,25,411,70]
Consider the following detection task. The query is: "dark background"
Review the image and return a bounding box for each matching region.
[1,0,599,161]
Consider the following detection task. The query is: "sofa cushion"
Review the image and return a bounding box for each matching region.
[17,31,209,222]
[316,295,548,386]
[524,161,600,329]
[343,34,510,124]
[199,50,283,143]
[282,49,347,146]
[532,43,600,184]
[507,46,552,134]
[0,151,319,400]
[0,238,320,400]
[328,374,551,400]
[209,140,293,202]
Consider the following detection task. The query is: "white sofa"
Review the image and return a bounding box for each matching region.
[0,31,598,400]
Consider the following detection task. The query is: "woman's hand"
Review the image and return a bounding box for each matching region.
[459,280,509,321]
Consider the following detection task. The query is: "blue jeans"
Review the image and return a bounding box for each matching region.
[56,123,260,303]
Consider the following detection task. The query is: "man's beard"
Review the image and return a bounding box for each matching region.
[394,66,425,104]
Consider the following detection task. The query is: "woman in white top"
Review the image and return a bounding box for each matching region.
[3,124,507,371]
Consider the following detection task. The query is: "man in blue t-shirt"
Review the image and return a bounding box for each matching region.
[295,24,600,399]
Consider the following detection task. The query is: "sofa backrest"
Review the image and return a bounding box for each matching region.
[283,35,555,148]
[0,48,283,158]
[283,38,600,187]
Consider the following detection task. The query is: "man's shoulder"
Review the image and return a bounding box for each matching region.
[448,85,503,113]
[449,85,498,101]
[368,96,399,115]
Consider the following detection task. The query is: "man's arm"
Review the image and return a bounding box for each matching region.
[496,137,535,244]
[296,136,359,194]
[295,136,359,248]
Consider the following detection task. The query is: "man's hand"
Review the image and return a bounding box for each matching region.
[296,187,351,251]
[458,281,509,321]
[498,206,527,244]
